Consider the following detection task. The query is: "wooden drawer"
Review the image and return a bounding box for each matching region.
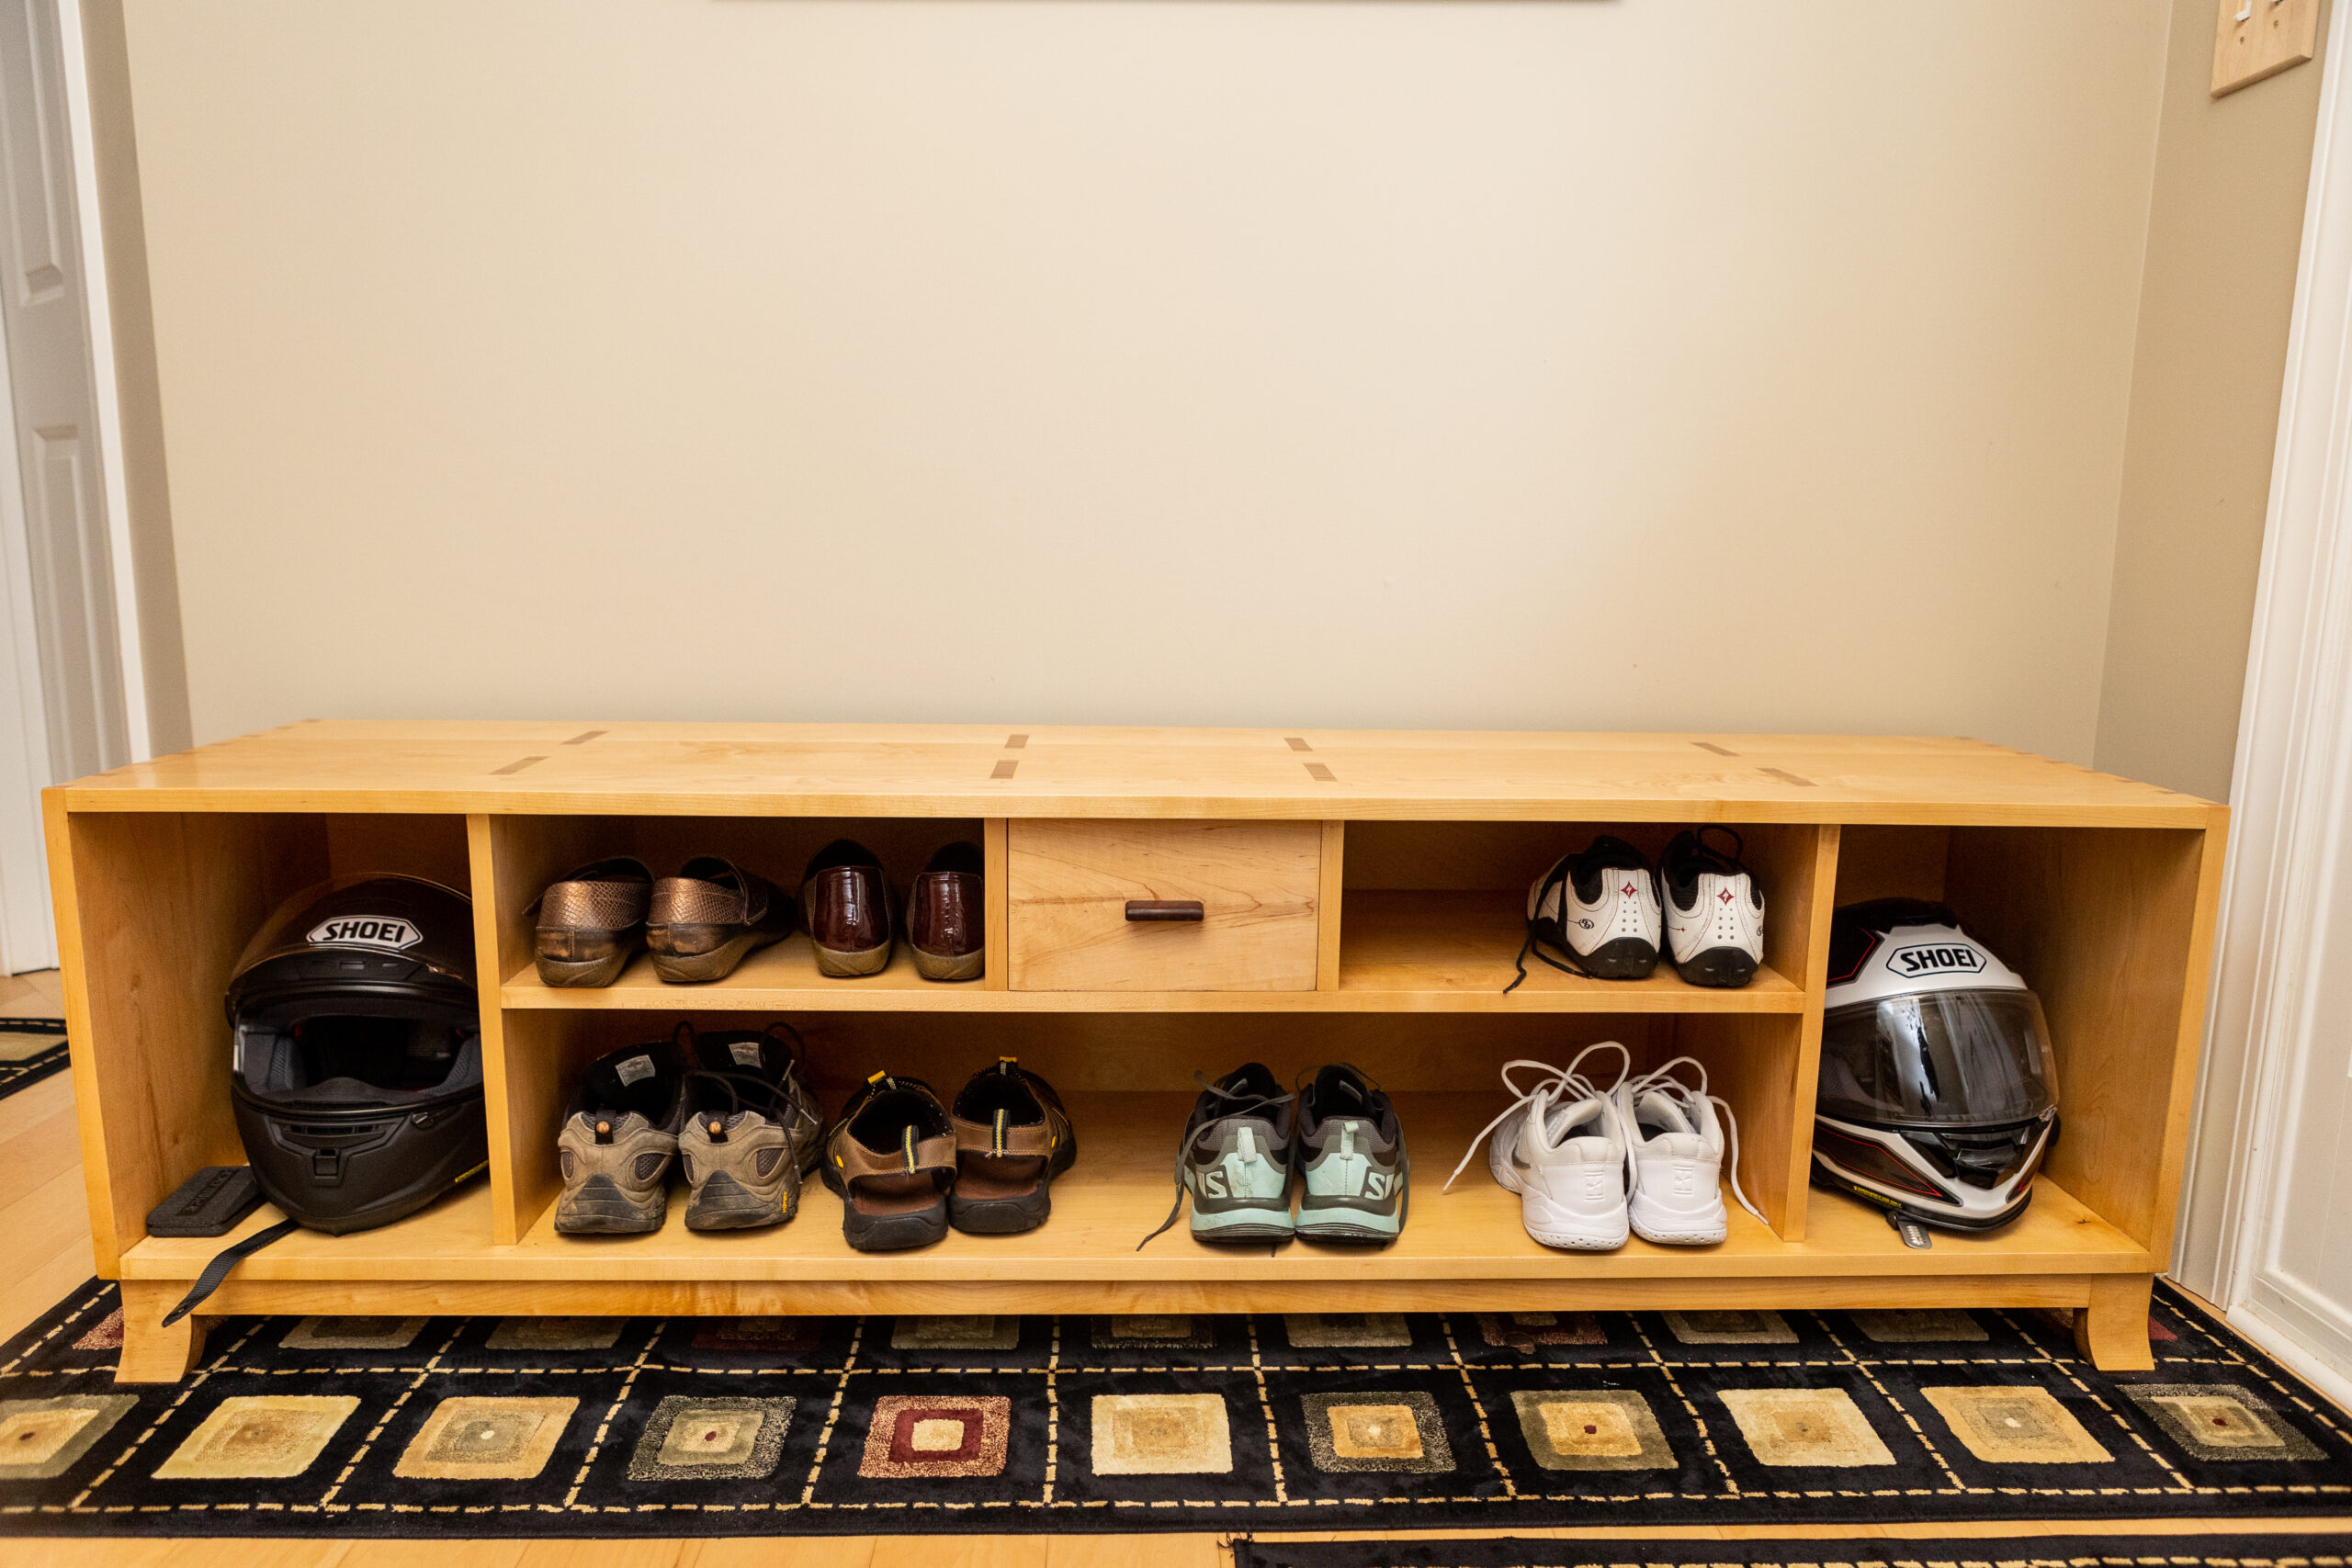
[1006,819,1323,991]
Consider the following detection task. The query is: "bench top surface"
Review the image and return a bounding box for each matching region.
[47,722,2218,826]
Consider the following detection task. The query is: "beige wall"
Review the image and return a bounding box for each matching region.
[2093,0,2330,804]
[116,1,2176,758]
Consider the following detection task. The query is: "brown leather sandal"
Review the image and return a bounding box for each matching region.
[947,1057,1075,1233]
[820,1072,956,1250]
[645,857,796,983]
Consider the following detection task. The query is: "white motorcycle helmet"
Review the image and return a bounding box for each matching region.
[1813,899,2059,1232]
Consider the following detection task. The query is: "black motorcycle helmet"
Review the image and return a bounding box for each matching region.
[225,874,487,1235]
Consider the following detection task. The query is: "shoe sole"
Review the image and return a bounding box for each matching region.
[685,1169,790,1231]
[536,945,634,988]
[1567,935,1661,980]
[646,927,786,983]
[912,946,985,982]
[1672,946,1758,988]
[1190,1203,1295,1243]
[554,1174,665,1235]
[818,1159,950,1251]
[813,941,893,977]
[950,1131,1077,1235]
[1630,1195,1728,1247]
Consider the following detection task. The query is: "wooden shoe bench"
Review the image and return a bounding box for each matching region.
[43,723,2225,1382]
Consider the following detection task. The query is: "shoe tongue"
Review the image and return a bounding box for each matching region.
[701,1034,772,1077]
[1544,1094,1611,1145]
[1637,1090,1695,1137]
[588,1049,663,1109]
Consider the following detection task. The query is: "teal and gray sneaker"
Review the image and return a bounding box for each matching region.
[1295,1064,1407,1244]
[1137,1062,1297,1247]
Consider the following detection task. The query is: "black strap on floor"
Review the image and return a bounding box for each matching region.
[161,1217,300,1325]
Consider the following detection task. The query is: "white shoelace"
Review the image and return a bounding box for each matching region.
[1622,1055,1768,1226]
[1444,1042,1633,1192]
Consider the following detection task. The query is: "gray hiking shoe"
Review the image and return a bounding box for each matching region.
[1295,1064,1407,1244]
[555,1036,687,1234]
[678,1023,824,1231]
[1138,1062,1297,1247]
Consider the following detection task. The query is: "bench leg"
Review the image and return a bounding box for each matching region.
[2074,1274,2155,1371]
[114,1280,208,1384]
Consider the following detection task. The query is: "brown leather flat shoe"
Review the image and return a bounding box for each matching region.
[820,1071,955,1251]
[909,841,984,981]
[531,856,653,987]
[644,856,796,983]
[947,1057,1075,1234]
[801,840,898,977]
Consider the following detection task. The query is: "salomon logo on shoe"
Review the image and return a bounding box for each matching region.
[307,916,424,952]
[1890,942,1984,977]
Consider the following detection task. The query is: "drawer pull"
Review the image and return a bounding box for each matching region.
[1125,899,1204,922]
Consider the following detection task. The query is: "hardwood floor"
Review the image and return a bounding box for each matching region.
[0,968,89,1348]
[1,963,2342,1564]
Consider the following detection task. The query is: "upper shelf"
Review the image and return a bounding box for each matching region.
[51,723,2220,827]
[502,888,1803,1013]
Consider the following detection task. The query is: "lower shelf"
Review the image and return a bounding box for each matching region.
[119,1093,2151,1289]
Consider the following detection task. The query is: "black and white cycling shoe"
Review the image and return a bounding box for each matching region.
[1658,828,1764,988]
[1510,835,1661,991]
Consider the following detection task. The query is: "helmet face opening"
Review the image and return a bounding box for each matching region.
[238,1012,481,1108]
[1819,989,2057,1130]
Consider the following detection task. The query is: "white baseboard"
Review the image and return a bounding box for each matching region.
[2225,1300,2352,1419]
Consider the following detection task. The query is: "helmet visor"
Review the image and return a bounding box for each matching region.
[1819,989,2057,1128]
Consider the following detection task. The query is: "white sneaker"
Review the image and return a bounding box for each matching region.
[1512,837,1661,992]
[1658,829,1764,988]
[1614,1056,1767,1245]
[1447,1044,1633,1251]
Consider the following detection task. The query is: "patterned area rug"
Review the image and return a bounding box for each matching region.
[0,1281,2346,1538]
[0,1020,67,1102]
[1231,1535,2352,1567]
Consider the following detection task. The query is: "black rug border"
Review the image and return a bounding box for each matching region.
[1229,1531,2352,1568]
[0,1018,69,1104]
[0,1279,2346,1539]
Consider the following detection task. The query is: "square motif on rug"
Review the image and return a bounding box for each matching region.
[153,1395,358,1480]
[394,1395,576,1480]
[860,1394,1012,1479]
[2124,1382,2327,1461]
[280,1316,428,1352]
[0,1394,137,1481]
[1283,1314,1411,1349]
[1510,1387,1675,1472]
[1922,1385,2112,1464]
[1717,1387,1895,1467]
[628,1394,792,1482]
[890,1315,1022,1353]
[1301,1391,1452,1473]
[1091,1393,1232,1475]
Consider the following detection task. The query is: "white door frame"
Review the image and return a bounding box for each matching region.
[2174,0,2352,1409]
[54,0,144,766]
[0,303,57,974]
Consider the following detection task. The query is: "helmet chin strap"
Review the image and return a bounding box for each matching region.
[160,1217,302,1326]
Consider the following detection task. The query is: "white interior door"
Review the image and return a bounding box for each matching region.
[0,0,127,973]
[0,0,121,781]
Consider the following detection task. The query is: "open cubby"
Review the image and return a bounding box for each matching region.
[47,726,2222,1382]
